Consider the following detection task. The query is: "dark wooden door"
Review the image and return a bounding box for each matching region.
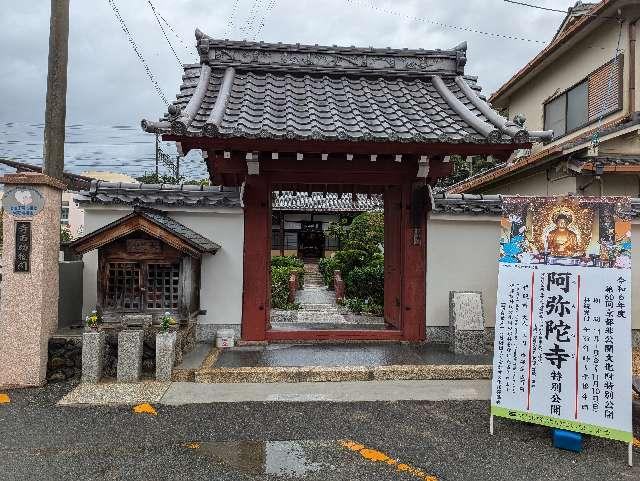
[384,186,402,329]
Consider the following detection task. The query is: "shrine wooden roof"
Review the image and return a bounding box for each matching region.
[141,32,552,146]
[71,206,220,258]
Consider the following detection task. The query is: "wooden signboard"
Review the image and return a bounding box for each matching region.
[14,221,31,272]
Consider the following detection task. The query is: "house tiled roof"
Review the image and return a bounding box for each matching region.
[272,191,383,212]
[142,33,552,145]
[431,192,640,218]
[74,180,242,208]
[446,114,640,194]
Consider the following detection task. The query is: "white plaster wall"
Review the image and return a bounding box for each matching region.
[168,210,244,326]
[80,206,244,327]
[426,216,500,327]
[426,215,640,330]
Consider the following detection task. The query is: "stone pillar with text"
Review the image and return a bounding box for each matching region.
[0,173,65,387]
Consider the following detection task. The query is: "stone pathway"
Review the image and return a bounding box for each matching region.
[271,260,384,328]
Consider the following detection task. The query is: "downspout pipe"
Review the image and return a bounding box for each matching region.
[629,17,637,114]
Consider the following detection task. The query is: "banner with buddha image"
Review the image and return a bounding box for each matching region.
[491,196,633,443]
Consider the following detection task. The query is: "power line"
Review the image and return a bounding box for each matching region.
[503,1,568,14]
[149,1,199,56]
[225,0,242,37]
[503,0,619,20]
[253,0,280,40]
[106,0,169,105]
[239,0,264,37]
[147,0,184,68]
[345,0,547,44]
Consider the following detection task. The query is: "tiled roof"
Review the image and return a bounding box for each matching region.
[431,192,640,218]
[135,208,220,253]
[142,33,552,145]
[74,180,242,208]
[272,191,383,212]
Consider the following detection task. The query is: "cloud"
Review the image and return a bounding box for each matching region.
[0,0,565,176]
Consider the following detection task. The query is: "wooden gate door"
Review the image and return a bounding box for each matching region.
[384,186,402,329]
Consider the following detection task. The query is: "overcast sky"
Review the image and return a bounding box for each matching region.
[0,0,570,126]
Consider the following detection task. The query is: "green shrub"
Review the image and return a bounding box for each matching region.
[318,256,339,288]
[344,298,366,314]
[345,263,384,306]
[333,249,368,278]
[271,266,302,309]
[271,256,304,287]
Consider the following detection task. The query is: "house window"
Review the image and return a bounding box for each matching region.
[61,205,69,225]
[543,56,623,139]
[544,81,587,136]
[284,232,298,249]
[272,230,283,249]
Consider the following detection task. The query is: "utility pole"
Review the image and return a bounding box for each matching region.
[42,0,70,180]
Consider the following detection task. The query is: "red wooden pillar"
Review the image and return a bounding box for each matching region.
[384,186,402,329]
[400,181,426,341]
[242,175,271,341]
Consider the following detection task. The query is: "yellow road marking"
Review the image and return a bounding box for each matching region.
[0,393,10,404]
[185,442,201,449]
[633,438,640,448]
[132,403,157,416]
[339,439,438,481]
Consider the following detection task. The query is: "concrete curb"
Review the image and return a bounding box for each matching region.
[193,364,492,383]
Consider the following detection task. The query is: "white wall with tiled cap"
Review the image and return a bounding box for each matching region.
[80,206,244,328]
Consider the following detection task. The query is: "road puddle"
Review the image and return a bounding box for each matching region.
[191,440,329,477]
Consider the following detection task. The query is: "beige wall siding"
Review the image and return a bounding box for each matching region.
[483,170,577,196]
[426,215,640,330]
[503,9,640,153]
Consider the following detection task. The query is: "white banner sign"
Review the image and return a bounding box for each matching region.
[491,196,633,443]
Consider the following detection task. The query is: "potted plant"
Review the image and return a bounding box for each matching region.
[85,309,102,331]
[156,312,178,382]
[82,308,105,383]
[159,312,177,332]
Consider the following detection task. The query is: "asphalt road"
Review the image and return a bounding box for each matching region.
[1,382,639,481]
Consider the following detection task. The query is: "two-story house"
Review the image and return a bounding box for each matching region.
[449,0,640,196]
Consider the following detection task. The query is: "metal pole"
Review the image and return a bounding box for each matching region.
[43,0,70,180]
[155,134,159,177]
[175,155,180,181]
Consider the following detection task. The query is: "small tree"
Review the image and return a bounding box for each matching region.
[344,211,384,254]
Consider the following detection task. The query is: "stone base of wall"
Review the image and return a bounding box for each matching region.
[427,326,639,350]
[196,324,241,343]
[47,336,82,383]
[47,323,196,383]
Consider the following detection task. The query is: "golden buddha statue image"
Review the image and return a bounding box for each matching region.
[545,212,579,257]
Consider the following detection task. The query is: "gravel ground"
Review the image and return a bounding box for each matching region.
[0,382,639,481]
[633,349,639,375]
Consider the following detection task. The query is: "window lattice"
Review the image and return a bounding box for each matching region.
[106,263,141,310]
[146,263,180,309]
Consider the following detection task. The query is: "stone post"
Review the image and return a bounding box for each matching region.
[449,291,486,355]
[0,173,65,388]
[82,330,106,383]
[117,330,144,383]
[155,331,177,382]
